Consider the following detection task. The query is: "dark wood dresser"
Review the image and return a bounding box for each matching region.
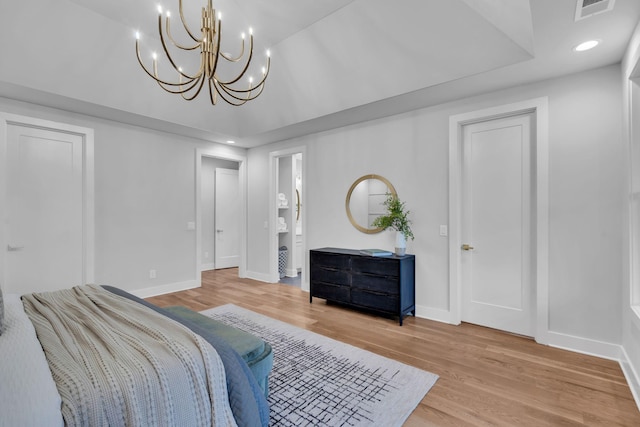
[310,247,415,325]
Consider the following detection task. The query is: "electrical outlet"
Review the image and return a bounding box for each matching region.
[149,269,157,279]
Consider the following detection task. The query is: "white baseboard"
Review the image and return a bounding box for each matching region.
[201,263,215,271]
[546,331,623,361]
[621,346,640,411]
[130,280,199,299]
[245,270,273,283]
[285,268,298,278]
[415,304,453,324]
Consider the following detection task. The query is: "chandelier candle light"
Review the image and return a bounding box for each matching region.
[135,0,270,106]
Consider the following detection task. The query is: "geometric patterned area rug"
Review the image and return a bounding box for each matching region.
[201,304,439,427]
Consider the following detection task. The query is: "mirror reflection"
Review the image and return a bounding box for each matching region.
[345,174,397,234]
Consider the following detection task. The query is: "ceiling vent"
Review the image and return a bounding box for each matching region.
[575,0,616,21]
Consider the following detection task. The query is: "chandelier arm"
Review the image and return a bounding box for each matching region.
[178,0,200,42]
[208,78,219,105]
[217,79,265,102]
[219,38,245,63]
[207,19,222,81]
[157,74,207,100]
[136,40,193,87]
[215,35,254,86]
[156,75,202,95]
[216,57,270,94]
[179,50,207,82]
[159,14,197,80]
[166,17,201,51]
[218,80,265,99]
[136,42,204,90]
[214,81,249,106]
[181,73,208,100]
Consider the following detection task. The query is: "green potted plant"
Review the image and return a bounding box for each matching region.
[371,194,414,255]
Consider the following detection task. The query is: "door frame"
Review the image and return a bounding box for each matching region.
[448,98,549,344]
[269,146,307,287]
[195,149,247,286]
[0,113,95,289]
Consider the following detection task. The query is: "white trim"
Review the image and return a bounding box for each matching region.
[448,97,550,344]
[629,77,640,321]
[245,270,273,283]
[269,146,308,286]
[415,304,452,324]
[130,279,198,298]
[195,148,248,288]
[547,331,622,361]
[285,268,298,278]
[0,113,95,288]
[201,262,215,271]
[621,346,640,411]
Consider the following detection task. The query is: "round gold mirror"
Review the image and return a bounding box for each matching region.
[345,174,397,234]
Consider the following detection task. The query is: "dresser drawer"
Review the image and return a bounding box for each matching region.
[351,290,398,313]
[351,274,399,295]
[311,251,351,269]
[310,266,350,286]
[312,283,350,302]
[351,257,399,277]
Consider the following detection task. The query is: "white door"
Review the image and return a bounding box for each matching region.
[461,114,533,336]
[215,168,240,269]
[4,124,84,294]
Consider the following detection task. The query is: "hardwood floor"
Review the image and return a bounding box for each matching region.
[146,268,640,426]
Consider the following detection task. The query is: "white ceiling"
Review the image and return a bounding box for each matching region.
[0,0,639,147]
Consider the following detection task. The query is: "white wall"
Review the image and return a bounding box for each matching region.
[247,64,625,348]
[0,96,247,295]
[622,19,640,408]
[201,157,239,271]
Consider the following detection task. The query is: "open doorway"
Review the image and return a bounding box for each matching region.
[195,149,248,288]
[270,147,306,288]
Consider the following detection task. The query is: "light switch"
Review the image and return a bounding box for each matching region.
[439,225,448,236]
[187,221,195,230]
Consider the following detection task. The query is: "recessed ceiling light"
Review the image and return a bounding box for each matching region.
[226,140,236,144]
[574,40,600,52]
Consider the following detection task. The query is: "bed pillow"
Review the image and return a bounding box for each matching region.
[0,294,63,426]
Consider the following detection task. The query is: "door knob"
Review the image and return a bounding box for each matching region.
[7,245,24,252]
[461,244,474,251]
[216,229,223,233]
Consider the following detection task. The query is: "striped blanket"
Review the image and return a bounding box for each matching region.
[22,285,237,427]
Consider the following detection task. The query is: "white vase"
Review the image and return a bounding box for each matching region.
[395,231,406,256]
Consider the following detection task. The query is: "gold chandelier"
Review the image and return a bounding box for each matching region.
[135,0,270,106]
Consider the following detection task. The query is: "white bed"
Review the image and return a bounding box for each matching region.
[0,293,63,427]
[0,286,269,427]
